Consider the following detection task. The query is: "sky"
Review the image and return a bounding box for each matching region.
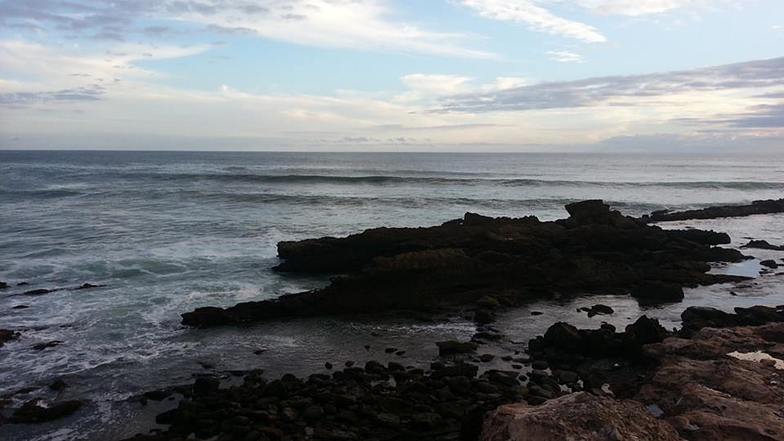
[0,0,783,152]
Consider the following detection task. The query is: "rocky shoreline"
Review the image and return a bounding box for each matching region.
[113,305,784,441]
[2,199,784,440]
[181,200,750,328]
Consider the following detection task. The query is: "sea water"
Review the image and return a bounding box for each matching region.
[1,150,783,440]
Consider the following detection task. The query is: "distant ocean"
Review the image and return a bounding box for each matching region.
[2,150,784,441]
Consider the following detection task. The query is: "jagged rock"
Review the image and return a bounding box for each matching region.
[481,392,681,441]
[182,200,747,327]
[642,198,784,222]
[742,239,784,251]
[760,259,779,269]
[638,323,784,441]
[680,305,784,335]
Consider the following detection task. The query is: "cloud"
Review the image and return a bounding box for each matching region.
[573,0,710,16]
[0,0,495,59]
[441,57,784,112]
[0,85,105,106]
[461,0,607,43]
[547,50,584,63]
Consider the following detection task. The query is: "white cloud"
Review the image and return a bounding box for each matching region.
[571,0,729,17]
[0,0,495,59]
[547,50,584,63]
[461,0,607,42]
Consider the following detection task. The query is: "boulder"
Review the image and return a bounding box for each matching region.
[631,281,684,306]
[481,392,681,441]
[0,329,20,347]
[436,341,478,356]
[11,400,83,423]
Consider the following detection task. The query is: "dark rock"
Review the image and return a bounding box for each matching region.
[181,200,746,328]
[11,399,83,423]
[584,304,614,317]
[642,198,784,222]
[666,229,731,245]
[631,281,684,306]
[181,307,232,328]
[76,283,103,290]
[741,239,784,251]
[0,329,20,347]
[760,259,779,269]
[436,341,478,356]
[23,288,52,296]
[49,379,67,391]
[12,305,29,309]
[32,340,62,351]
[530,311,543,316]
[192,377,220,396]
[0,281,7,289]
[479,354,494,362]
[325,362,333,370]
[474,309,495,324]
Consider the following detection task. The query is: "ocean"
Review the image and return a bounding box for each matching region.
[1,150,784,440]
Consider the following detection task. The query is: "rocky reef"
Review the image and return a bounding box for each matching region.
[117,305,784,441]
[182,200,747,327]
[641,198,784,222]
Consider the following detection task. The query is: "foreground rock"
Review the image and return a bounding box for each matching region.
[183,200,748,327]
[642,198,784,222]
[636,323,784,441]
[10,399,83,423]
[0,329,20,348]
[122,360,526,441]
[481,392,681,441]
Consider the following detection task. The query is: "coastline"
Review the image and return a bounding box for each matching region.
[2,199,784,440]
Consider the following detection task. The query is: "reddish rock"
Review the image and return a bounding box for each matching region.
[481,392,681,441]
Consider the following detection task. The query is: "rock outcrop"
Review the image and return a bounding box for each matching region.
[642,198,784,222]
[481,392,681,441]
[183,200,748,327]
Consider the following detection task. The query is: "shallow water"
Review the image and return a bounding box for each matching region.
[1,151,783,440]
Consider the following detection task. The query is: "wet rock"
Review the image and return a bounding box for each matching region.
[631,281,684,306]
[0,329,20,347]
[642,198,784,222]
[75,283,104,290]
[582,304,614,317]
[436,340,478,356]
[49,379,67,391]
[741,239,784,251]
[12,305,29,309]
[23,288,52,296]
[0,281,7,289]
[681,305,784,335]
[666,229,731,245]
[11,399,83,423]
[182,200,746,328]
[32,340,62,351]
[181,306,232,328]
[760,259,779,269]
[192,376,219,396]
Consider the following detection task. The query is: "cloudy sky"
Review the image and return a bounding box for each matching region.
[1,0,783,151]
